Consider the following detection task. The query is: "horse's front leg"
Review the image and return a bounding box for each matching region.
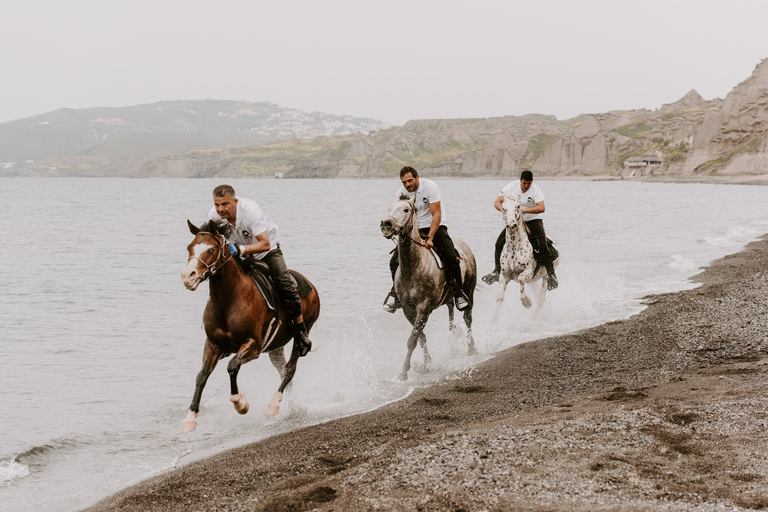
[227,337,262,415]
[401,309,429,381]
[518,267,535,309]
[447,301,456,331]
[531,276,548,319]
[463,305,477,355]
[184,339,221,432]
[492,275,511,324]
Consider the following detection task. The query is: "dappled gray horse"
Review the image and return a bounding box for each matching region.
[380,195,477,380]
[492,193,560,323]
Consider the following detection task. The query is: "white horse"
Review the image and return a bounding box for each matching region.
[492,193,560,323]
[380,195,477,380]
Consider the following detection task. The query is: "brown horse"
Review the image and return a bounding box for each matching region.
[179,220,320,432]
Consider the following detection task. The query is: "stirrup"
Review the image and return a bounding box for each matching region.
[455,294,470,311]
[482,270,499,285]
[382,293,400,314]
[547,274,558,291]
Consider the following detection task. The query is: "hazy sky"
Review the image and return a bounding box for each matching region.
[2,0,766,125]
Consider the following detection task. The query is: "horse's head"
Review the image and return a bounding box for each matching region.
[380,194,416,239]
[500,193,524,232]
[181,220,228,290]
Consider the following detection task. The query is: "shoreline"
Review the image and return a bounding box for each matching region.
[88,235,768,511]
[4,174,768,186]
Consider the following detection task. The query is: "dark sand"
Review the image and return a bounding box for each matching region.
[88,235,768,511]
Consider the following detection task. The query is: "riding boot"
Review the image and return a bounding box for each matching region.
[452,281,470,311]
[293,321,312,357]
[382,284,401,314]
[544,262,559,291]
[482,269,500,285]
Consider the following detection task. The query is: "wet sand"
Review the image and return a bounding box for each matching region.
[87,235,768,511]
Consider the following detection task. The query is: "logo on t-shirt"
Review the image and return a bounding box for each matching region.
[423,197,429,204]
[526,197,534,204]
[242,230,250,237]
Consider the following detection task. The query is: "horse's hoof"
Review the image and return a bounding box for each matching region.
[467,346,478,356]
[399,372,408,381]
[521,298,532,309]
[182,410,198,432]
[231,393,250,415]
[265,391,283,416]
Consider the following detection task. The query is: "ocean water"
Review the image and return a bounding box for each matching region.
[1,177,766,511]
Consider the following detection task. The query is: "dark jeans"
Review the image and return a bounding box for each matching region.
[389,225,462,285]
[258,247,302,319]
[493,219,551,272]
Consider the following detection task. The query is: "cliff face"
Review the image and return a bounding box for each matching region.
[322,59,768,178]
[684,59,768,175]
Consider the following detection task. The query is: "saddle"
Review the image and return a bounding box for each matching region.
[388,241,463,269]
[238,258,313,313]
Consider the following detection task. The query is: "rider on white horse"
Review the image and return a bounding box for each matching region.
[206,184,312,356]
[482,170,559,290]
[383,166,471,312]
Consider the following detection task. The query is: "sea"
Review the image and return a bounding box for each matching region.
[1,177,766,511]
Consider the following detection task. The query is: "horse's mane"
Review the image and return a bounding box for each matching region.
[199,220,218,233]
[399,193,410,201]
[520,216,531,235]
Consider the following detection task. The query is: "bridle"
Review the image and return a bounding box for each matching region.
[187,232,233,281]
[386,200,427,248]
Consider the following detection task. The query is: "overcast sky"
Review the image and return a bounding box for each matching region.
[1,0,766,125]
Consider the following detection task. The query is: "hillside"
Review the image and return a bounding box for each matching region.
[0,100,386,175]
[3,59,768,178]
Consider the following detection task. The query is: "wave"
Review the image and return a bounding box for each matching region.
[703,226,761,248]
[14,438,82,465]
[0,459,30,486]
[1,437,84,486]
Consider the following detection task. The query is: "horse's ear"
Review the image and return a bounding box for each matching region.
[399,193,410,201]
[188,220,200,235]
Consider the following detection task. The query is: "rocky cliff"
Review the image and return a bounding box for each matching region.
[4,59,768,178]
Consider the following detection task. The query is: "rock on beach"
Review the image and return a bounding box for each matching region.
[87,235,768,512]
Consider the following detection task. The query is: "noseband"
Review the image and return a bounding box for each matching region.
[188,232,233,281]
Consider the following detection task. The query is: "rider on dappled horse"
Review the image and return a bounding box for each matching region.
[383,166,471,312]
[207,184,312,356]
[482,170,559,291]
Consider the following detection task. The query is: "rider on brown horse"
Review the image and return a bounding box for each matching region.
[383,166,471,313]
[207,184,312,356]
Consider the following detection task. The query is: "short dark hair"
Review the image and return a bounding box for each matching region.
[520,170,533,181]
[400,166,419,178]
[213,184,236,199]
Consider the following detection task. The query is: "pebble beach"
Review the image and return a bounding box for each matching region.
[87,234,768,512]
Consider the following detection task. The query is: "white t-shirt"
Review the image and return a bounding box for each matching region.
[207,197,279,260]
[396,177,445,229]
[500,181,545,221]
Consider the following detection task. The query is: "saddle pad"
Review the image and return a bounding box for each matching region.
[243,263,314,313]
[289,270,314,299]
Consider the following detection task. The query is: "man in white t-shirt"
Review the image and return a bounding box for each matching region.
[206,184,311,356]
[482,170,558,290]
[383,166,470,312]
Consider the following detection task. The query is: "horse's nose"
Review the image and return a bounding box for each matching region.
[381,219,392,230]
